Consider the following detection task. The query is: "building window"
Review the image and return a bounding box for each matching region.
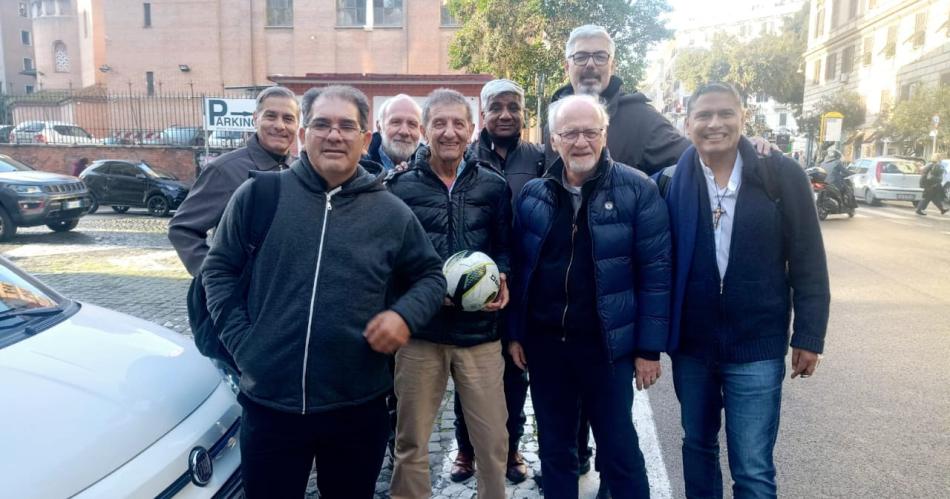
[815,0,825,38]
[337,0,365,26]
[441,0,458,26]
[862,36,873,66]
[756,93,768,103]
[880,89,892,112]
[21,31,31,45]
[825,52,837,81]
[57,0,69,15]
[83,10,88,37]
[373,0,402,26]
[25,85,34,94]
[23,58,34,72]
[867,0,877,9]
[831,0,840,29]
[19,2,27,16]
[54,42,69,72]
[267,0,293,26]
[146,72,155,96]
[941,72,950,87]
[841,45,854,73]
[143,2,151,27]
[779,113,788,126]
[910,12,927,49]
[848,0,858,20]
[812,59,821,84]
[883,25,896,58]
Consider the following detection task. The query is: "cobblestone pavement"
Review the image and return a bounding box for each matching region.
[2,211,609,498]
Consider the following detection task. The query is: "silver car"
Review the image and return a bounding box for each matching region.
[849,156,923,206]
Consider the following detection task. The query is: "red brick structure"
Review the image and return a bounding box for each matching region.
[0,145,201,182]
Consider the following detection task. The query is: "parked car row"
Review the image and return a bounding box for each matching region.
[80,160,190,217]
[848,156,924,206]
[3,122,249,149]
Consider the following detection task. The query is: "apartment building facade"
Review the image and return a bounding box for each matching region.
[0,0,38,95]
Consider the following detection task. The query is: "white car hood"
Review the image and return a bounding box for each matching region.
[0,303,221,498]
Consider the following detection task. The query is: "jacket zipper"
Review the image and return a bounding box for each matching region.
[301,186,341,414]
[560,220,578,341]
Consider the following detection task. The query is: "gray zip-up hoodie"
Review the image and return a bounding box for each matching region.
[202,154,446,414]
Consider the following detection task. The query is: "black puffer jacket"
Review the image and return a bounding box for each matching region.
[466,128,546,206]
[387,145,512,346]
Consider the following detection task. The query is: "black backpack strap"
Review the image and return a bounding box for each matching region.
[656,165,677,198]
[756,154,782,204]
[245,171,281,256]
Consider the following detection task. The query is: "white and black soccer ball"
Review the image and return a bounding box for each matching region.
[443,250,500,312]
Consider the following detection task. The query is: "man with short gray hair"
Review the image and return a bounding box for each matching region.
[368,94,424,170]
[169,85,300,275]
[449,78,544,485]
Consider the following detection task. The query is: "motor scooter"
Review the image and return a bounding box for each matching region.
[806,166,856,220]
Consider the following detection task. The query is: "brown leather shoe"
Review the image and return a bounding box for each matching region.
[506,451,528,484]
[450,451,475,482]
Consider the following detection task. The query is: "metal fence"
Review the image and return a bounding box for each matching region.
[0,89,253,148]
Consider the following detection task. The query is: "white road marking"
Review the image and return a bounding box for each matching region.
[2,244,123,258]
[634,387,672,499]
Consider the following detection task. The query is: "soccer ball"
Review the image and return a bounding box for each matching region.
[443,250,500,312]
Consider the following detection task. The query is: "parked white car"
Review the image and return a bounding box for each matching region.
[849,156,923,205]
[0,256,243,498]
[207,130,250,149]
[9,121,102,145]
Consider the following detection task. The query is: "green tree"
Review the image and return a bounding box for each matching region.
[447,0,674,124]
[798,90,867,136]
[883,85,950,154]
[672,2,808,110]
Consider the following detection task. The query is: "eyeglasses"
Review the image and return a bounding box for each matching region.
[555,128,604,143]
[307,120,365,139]
[568,51,610,66]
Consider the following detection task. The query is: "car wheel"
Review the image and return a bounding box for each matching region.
[146,195,170,217]
[864,189,880,206]
[111,205,130,213]
[87,194,99,214]
[0,208,16,242]
[46,219,80,232]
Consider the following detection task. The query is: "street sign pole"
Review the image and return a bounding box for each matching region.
[932,114,940,155]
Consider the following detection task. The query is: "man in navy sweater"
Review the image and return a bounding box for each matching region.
[661,82,830,499]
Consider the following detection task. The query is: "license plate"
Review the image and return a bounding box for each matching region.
[63,200,82,210]
[896,194,914,200]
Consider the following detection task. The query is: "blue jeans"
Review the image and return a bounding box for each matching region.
[526,329,650,499]
[672,354,785,499]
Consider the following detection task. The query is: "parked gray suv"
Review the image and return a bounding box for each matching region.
[0,154,92,241]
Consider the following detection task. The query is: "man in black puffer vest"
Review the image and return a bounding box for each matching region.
[387,88,512,499]
[450,79,545,485]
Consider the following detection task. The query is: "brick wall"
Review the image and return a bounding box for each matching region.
[0,145,201,181]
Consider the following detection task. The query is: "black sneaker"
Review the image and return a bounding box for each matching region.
[916,210,927,216]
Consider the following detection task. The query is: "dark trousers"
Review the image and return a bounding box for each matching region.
[239,394,390,499]
[525,329,650,499]
[918,186,946,212]
[454,345,529,455]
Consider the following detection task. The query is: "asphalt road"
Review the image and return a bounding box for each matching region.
[2,201,949,498]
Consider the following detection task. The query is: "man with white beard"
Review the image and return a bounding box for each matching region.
[367,94,423,170]
[507,94,672,498]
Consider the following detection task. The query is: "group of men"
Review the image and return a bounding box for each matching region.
[168,23,830,499]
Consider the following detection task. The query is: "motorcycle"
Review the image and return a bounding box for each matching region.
[806,166,856,220]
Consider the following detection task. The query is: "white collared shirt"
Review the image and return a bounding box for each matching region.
[700,154,743,278]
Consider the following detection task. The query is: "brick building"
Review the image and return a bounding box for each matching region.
[0,0,38,95]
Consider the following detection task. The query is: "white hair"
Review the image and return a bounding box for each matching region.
[547,94,610,134]
[377,94,422,125]
[565,24,616,59]
[480,79,525,112]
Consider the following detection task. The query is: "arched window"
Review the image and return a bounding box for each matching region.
[54,41,69,72]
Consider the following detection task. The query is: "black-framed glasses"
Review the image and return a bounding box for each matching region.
[555,128,604,143]
[307,120,365,139]
[568,51,610,66]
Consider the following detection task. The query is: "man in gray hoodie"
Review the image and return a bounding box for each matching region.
[202,85,446,499]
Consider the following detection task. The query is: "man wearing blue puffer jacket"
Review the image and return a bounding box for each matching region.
[507,94,672,499]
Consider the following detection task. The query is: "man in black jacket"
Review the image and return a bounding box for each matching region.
[387,88,512,499]
[450,79,544,485]
[202,85,446,499]
[169,86,299,276]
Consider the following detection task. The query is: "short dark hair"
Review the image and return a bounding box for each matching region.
[255,86,298,114]
[422,88,473,126]
[686,82,743,117]
[301,85,371,131]
[300,87,323,125]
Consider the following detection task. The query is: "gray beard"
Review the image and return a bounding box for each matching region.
[381,137,418,164]
[576,82,603,96]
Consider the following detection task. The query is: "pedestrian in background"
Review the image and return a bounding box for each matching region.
[71,157,89,177]
[916,153,947,216]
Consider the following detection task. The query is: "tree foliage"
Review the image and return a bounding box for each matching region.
[798,90,867,137]
[672,2,808,110]
[446,0,674,122]
[883,85,950,153]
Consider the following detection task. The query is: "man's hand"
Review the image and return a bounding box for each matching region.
[635,357,661,391]
[363,310,410,354]
[482,273,509,312]
[790,348,821,379]
[749,135,779,156]
[509,340,527,371]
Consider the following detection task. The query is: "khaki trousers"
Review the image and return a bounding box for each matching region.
[390,339,508,499]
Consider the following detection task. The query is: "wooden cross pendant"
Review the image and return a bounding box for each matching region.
[712,206,726,230]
